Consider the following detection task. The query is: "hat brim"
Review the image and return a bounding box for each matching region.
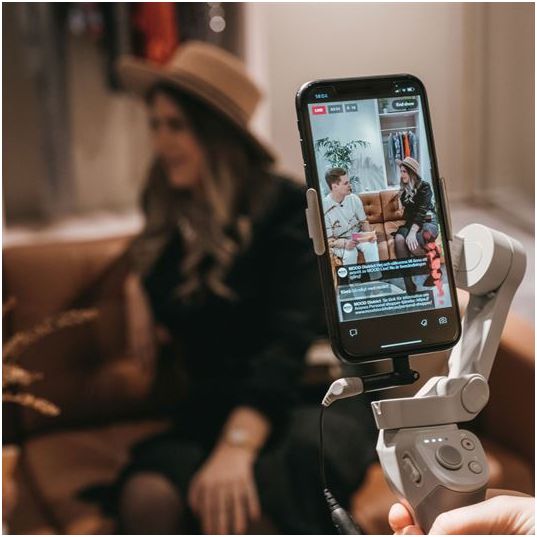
[395,159,422,180]
[117,56,275,163]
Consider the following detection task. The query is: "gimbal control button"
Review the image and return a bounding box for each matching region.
[402,454,421,484]
[435,445,463,470]
[469,461,483,474]
[461,438,475,451]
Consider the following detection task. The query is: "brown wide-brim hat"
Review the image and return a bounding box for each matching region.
[117,41,275,163]
[396,156,422,180]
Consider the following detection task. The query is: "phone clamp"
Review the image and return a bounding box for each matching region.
[362,355,419,393]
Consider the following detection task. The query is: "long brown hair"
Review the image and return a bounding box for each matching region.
[130,82,272,301]
[399,165,421,203]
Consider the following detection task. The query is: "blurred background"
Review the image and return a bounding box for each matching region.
[2,3,535,535]
[3,2,534,318]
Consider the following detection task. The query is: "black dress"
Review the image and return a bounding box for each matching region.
[118,175,378,534]
[396,181,439,247]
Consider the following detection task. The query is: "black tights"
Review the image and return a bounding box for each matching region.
[119,472,184,534]
[394,232,426,259]
[394,233,426,293]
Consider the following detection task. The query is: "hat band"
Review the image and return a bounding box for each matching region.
[164,68,251,126]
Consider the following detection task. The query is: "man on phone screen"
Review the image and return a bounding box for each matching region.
[322,168,380,271]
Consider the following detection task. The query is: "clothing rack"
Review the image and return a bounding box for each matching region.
[381,126,417,133]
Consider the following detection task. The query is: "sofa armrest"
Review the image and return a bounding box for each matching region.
[476,313,535,469]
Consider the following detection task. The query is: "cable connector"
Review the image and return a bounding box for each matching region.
[322,377,364,407]
[324,489,362,534]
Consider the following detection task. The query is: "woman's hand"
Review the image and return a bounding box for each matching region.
[345,239,358,250]
[389,490,534,535]
[124,273,158,372]
[188,444,261,534]
[405,231,419,253]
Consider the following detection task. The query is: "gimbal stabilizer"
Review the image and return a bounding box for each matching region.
[319,219,526,532]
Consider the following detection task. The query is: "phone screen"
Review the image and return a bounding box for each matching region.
[298,76,460,361]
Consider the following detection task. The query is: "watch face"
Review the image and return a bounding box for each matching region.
[228,428,248,445]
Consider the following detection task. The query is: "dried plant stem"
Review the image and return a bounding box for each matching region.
[2,297,17,316]
[3,364,42,388]
[3,309,98,361]
[3,392,60,416]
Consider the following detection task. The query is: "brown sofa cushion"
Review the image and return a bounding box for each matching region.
[2,237,158,436]
[3,236,131,331]
[17,420,169,534]
[359,192,384,224]
[380,189,404,222]
[478,314,535,468]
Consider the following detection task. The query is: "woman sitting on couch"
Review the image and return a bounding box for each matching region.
[394,157,439,294]
[114,42,377,535]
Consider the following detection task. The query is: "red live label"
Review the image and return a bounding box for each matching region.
[312,105,327,115]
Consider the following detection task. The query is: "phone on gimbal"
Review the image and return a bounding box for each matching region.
[296,75,461,363]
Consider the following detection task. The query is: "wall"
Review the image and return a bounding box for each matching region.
[480,3,534,225]
[244,2,534,227]
[245,3,467,192]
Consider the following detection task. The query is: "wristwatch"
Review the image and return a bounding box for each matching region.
[223,427,258,451]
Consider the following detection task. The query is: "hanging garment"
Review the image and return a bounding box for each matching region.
[133,2,179,64]
[403,132,411,158]
[384,137,395,185]
[392,131,403,161]
[387,132,395,167]
[408,130,418,160]
[13,3,73,216]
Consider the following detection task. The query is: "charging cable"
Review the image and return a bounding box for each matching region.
[321,378,365,535]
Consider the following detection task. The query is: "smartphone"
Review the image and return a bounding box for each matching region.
[296,75,461,363]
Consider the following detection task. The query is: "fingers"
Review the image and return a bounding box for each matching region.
[244,477,261,521]
[486,488,531,499]
[194,481,249,535]
[216,485,228,535]
[399,526,423,535]
[200,481,213,534]
[389,491,533,536]
[232,483,247,534]
[428,495,532,535]
[389,503,415,532]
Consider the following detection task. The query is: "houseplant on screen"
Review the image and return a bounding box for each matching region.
[314,137,370,193]
[2,297,98,532]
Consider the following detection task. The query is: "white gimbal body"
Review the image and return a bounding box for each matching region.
[310,182,527,533]
[373,223,526,532]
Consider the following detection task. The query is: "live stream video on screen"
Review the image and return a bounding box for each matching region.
[308,95,453,322]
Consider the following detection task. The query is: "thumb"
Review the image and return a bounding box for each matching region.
[428,495,532,535]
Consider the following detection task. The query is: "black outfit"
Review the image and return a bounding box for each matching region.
[117,175,378,534]
[396,180,438,246]
[395,181,439,293]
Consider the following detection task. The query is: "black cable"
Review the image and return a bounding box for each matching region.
[320,404,327,491]
[319,404,363,535]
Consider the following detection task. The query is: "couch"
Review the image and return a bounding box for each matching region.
[3,236,534,534]
[357,190,405,262]
[332,189,443,264]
